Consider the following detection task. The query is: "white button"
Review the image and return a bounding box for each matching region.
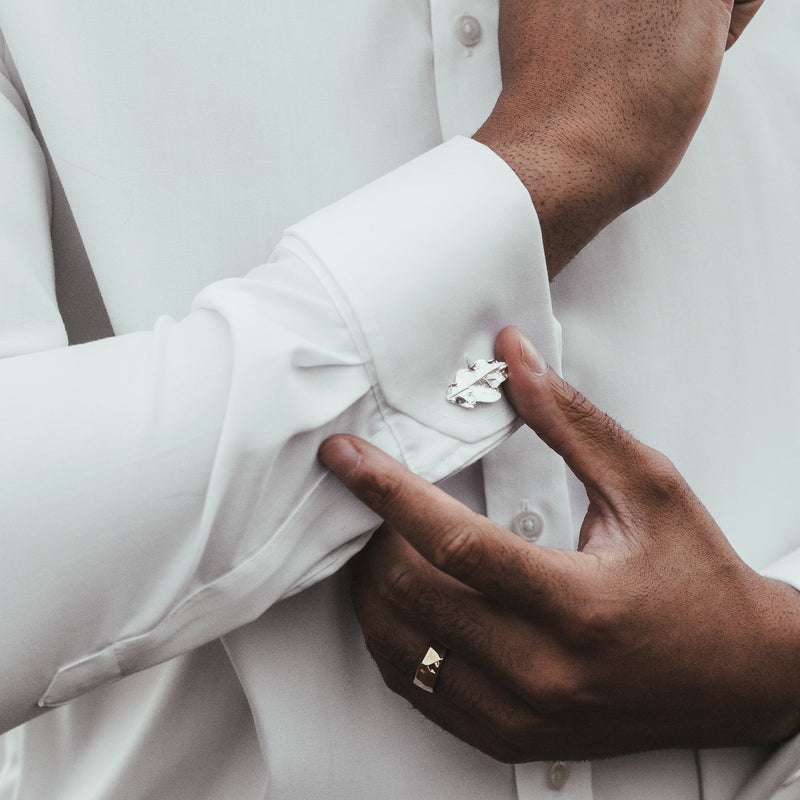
[546,761,570,791]
[454,15,482,47]
[511,510,544,541]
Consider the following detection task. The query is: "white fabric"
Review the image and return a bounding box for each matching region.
[0,1,798,798]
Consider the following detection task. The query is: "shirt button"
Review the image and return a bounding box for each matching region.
[547,761,570,791]
[511,510,544,542]
[454,15,482,47]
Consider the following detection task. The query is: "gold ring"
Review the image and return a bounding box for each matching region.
[413,644,447,693]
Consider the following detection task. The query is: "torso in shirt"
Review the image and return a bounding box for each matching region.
[1,1,799,798]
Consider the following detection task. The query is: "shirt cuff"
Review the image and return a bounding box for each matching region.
[285,135,558,482]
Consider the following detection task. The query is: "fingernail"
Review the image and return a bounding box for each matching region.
[519,332,548,376]
[319,436,360,478]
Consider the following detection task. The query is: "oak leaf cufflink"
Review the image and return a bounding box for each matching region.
[446,359,508,409]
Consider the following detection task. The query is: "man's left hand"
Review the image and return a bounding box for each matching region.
[319,327,800,763]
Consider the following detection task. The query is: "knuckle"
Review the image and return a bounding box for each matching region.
[379,563,419,608]
[569,590,628,650]
[532,674,580,716]
[375,658,412,698]
[573,593,613,633]
[630,447,687,505]
[431,518,485,575]
[495,710,540,748]
[504,656,582,718]
[360,628,385,662]
[641,446,678,480]
[361,626,418,676]
[358,469,407,520]
[359,617,390,658]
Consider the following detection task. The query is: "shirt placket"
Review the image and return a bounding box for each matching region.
[483,426,593,800]
[428,2,595,797]
[428,0,502,139]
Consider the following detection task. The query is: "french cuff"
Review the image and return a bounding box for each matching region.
[284,135,558,482]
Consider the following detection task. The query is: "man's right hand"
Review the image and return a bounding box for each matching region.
[474,0,765,278]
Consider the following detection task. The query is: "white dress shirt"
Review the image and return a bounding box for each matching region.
[0,1,799,799]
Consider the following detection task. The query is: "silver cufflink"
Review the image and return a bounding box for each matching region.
[446,359,508,409]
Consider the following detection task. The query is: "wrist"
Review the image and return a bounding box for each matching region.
[473,93,663,279]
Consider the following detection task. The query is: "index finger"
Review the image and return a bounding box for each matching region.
[318,435,576,610]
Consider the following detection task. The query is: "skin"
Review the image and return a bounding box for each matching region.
[475,0,765,278]
[319,328,800,763]
[317,0,775,763]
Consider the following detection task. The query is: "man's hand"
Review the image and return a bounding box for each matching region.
[475,0,765,277]
[319,326,800,763]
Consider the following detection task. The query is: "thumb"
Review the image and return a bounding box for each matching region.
[495,326,643,495]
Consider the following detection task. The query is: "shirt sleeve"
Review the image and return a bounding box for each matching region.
[0,61,558,723]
